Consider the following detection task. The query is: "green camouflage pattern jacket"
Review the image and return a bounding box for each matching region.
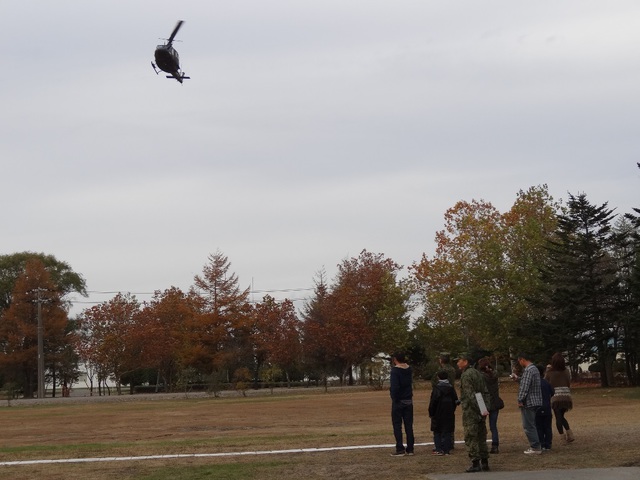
[460,366,490,424]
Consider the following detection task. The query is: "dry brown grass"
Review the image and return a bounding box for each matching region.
[1,382,639,479]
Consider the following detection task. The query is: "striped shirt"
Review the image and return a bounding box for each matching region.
[518,363,543,408]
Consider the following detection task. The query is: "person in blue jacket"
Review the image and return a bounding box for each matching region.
[389,351,414,456]
[536,364,555,450]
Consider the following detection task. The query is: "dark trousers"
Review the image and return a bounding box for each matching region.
[536,413,553,449]
[434,430,453,453]
[553,407,570,434]
[392,401,414,453]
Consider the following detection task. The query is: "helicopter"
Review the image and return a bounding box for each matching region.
[151,20,190,84]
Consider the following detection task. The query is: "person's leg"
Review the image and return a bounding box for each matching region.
[463,421,482,472]
[521,407,541,450]
[403,403,415,453]
[391,403,405,453]
[434,431,442,452]
[553,407,565,434]
[478,417,489,459]
[544,414,553,449]
[535,413,545,448]
[560,408,570,431]
[443,429,453,453]
[489,409,499,447]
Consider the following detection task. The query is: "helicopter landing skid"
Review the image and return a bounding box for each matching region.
[151,62,160,75]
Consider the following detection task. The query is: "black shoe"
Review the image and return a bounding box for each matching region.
[465,460,482,473]
[490,445,499,454]
[390,450,406,457]
[481,459,490,471]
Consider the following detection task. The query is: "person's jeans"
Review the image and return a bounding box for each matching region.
[521,406,541,449]
[489,409,499,446]
[391,401,414,453]
[434,431,453,453]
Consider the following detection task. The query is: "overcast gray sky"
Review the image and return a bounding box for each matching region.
[2,1,639,313]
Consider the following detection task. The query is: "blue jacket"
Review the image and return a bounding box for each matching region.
[390,365,413,403]
[537,378,554,416]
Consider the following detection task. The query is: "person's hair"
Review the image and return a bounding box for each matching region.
[536,364,546,376]
[437,370,449,380]
[393,352,406,363]
[477,357,492,372]
[440,354,450,364]
[550,352,566,371]
[517,352,532,361]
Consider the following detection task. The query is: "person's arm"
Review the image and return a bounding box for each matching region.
[517,367,531,405]
[460,372,479,415]
[390,368,399,401]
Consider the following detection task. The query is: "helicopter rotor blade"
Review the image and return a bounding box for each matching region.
[167,20,184,45]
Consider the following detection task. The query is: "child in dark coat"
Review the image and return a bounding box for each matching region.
[429,370,459,455]
[535,364,555,450]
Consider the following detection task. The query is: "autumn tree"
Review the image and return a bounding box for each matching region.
[411,199,505,353]
[301,269,340,390]
[189,251,252,382]
[0,259,70,397]
[251,295,301,386]
[497,186,559,355]
[136,287,200,391]
[0,252,86,315]
[301,252,410,386]
[77,293,141,395]
[411,187,559,361]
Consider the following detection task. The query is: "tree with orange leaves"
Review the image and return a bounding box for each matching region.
[189,251,252,382]
[251,295,301,386]
[77,293,141,395]
[302,252,411,386]
[135,287,200,391]
[0,259,70,398]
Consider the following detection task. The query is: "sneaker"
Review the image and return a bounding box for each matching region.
[524,448,542,455]
[434,451,445,456]
[405,451,414,456]
[390,451,406,457]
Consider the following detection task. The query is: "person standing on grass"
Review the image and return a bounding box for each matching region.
[389,351,415,456]
[430,352,458,451]
[478,357,503,454]
[536,364,555,450]
[512,352,543,455]
[457,353,490,473]
[429,370,458,456]
[545,352,575,443]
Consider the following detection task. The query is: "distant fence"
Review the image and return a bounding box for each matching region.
[132,380,336,394]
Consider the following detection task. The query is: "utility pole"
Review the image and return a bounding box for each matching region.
[35,288,46,399]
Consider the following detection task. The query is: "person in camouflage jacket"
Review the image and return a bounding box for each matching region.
[456,353,490,473]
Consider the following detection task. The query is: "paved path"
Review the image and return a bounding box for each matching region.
[426,467,640,480]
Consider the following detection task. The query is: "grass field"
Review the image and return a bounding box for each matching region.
[1,382,639,479]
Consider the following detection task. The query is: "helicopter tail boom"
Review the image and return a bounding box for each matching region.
[166,74,190,84]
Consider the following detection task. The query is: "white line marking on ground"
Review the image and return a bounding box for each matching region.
[0,441,455,466]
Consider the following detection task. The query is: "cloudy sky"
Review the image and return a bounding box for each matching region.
[2,1,639,314]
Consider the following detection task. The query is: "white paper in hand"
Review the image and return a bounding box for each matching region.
[475,392,489,415]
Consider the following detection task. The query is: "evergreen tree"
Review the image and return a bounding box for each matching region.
[540,193,621,386]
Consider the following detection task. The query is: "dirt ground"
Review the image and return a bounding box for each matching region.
[1,382,639,479]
